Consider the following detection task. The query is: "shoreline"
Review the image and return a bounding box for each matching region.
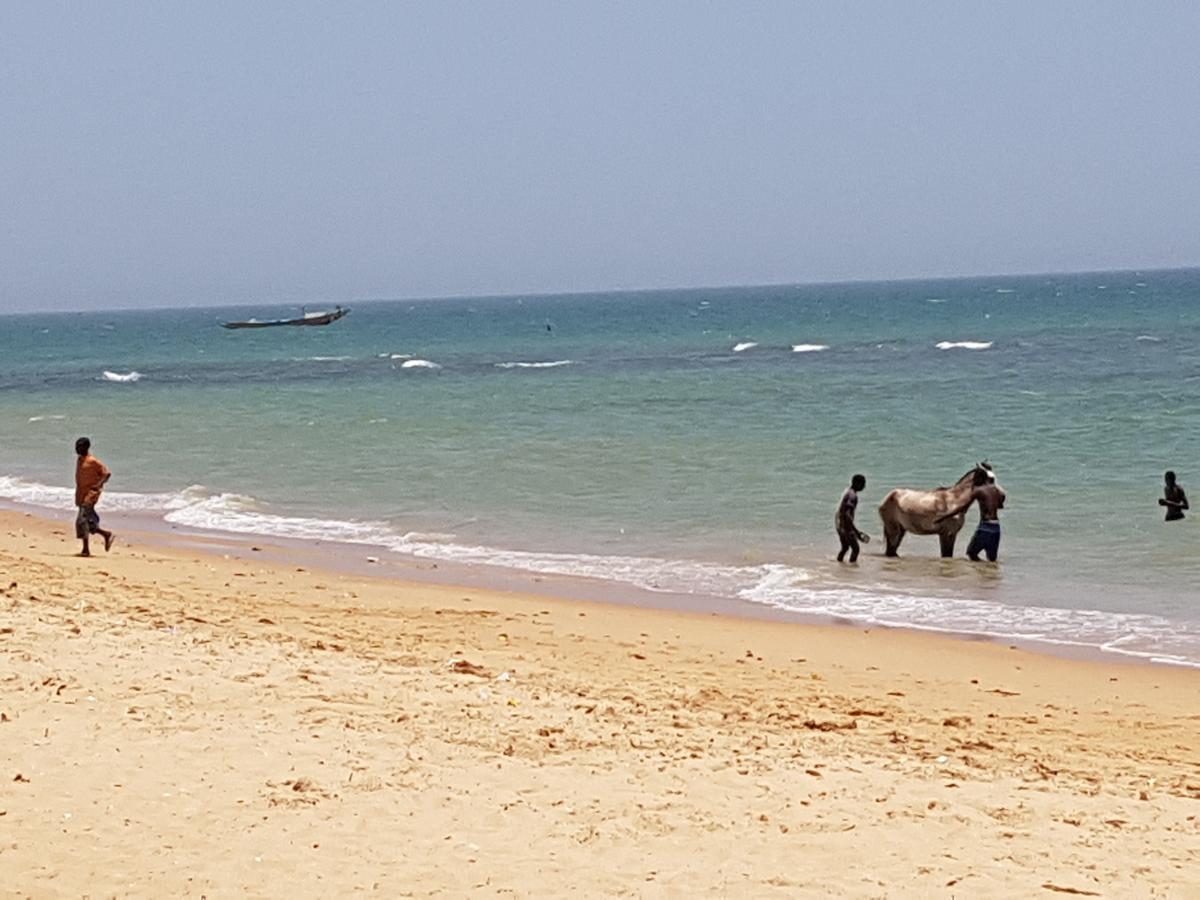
[2,507,1198,894]
[3,498,1194,671]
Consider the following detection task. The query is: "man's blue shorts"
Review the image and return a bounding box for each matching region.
[966,521,1001,562]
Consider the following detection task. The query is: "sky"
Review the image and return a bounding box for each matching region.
[2,2,1198,313]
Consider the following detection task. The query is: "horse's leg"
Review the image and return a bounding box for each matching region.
[884,521,905,557]
[939,529,957,558]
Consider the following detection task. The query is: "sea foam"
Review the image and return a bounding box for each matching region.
[494,360,574,369]
[399,359,441,369]
[2,471,1198,666]
[791,344,829,353]
[102,370,143,382]
[732,342,758,352]
[0,475,187,512]
[936,341,993,351]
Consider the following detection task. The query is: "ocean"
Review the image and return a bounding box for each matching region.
[2,270,1198,664]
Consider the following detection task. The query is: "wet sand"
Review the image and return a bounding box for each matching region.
[2,509,1198,896]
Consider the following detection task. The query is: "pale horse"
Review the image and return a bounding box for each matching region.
[877,462,996,558]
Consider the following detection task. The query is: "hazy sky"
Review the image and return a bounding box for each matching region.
[2,2,1198,312]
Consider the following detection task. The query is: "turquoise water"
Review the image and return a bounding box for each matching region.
[2,270,1199,663]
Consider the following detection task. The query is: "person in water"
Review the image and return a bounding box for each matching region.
[835,474,870,563]
[1160,470,1189,521]
[74,437,115,557]
[938,467,1006,562]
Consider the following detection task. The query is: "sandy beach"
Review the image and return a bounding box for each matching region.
[1,508,1198,897]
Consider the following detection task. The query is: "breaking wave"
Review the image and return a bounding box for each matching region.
[936,341,993,351]
[102,371,143,383]
[791,344,830,353]
[494,360,574,369]
[2,472,1197,667]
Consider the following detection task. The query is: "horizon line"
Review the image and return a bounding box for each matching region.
[2,262,1197,317]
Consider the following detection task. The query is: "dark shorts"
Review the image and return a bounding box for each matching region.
[967,521,1001,562]
[75,504,101,538]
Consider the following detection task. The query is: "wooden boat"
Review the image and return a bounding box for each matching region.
[221,306,349,329]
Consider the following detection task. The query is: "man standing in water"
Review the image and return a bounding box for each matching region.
[835,474,870,563]
[938,467,1006,562]
[74,437,115,556]
[1160,470,1189,521]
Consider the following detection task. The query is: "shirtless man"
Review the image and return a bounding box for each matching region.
[1160,470,1189,522]
[835,474,870,563]
[938,467,1006,562]
[74,437,115,557]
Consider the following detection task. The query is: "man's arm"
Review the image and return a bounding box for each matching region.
[841,502,869,540]
[1161,489,1189,510]
[84,465,111,506]
[934,491,976,525]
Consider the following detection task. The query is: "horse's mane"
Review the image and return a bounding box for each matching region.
[939,461,992,491]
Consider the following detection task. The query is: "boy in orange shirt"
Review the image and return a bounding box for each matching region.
[74,437,115,556]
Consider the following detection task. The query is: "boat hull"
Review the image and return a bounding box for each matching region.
[221,308,349,329]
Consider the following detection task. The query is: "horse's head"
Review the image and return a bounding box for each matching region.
[956,461,995,489]
[976,461,1001,490]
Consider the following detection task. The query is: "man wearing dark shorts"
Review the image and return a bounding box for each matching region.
[939,468,1006,562]
[835,474,870,563]
[1160,470,1189,521]
[74,437,115,557]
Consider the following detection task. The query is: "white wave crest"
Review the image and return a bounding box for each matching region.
[1135,335,1162,343]
[494,360,574,369]
[387,353,413,360]
[791,344,829,353]
[28,415,67,422]
[936,341,993,351]
[0,475,191,512]
[3,470,1198,666]
[302,356,352,362]
[164,494,392,544]
[400,359,441,369]
[102,370,142,382]
[732,342,758,353]
[399,531,458,543]
[738,566,1200,668]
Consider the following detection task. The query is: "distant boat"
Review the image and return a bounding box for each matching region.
[221,306,350,329]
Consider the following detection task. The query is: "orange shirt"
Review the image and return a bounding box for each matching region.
[75,455,111,506]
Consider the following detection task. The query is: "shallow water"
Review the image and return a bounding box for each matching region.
[2,269,1199,663]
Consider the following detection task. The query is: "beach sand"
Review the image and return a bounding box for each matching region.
[1,509,1198,897]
